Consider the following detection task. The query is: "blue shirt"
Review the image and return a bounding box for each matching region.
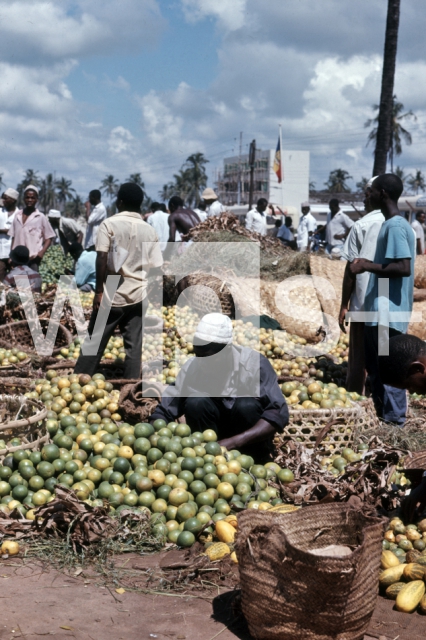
[364,216,415,332]
[277,226,294,242]
[75,250,96,289]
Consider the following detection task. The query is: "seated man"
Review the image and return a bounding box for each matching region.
[150,313,288,458]
[69,242,96,292]
[4,245,42,293]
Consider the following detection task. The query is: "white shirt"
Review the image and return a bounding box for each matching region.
[85,202,107,249]
[297,212,317,250]
[194,208,207,222]
[411,219,425,255]
[148,210,170,251]
[0,208,16,259]
[245,208,267,235]
[206,200,224,218]
[341,209,384,311]
[325,210,354,247]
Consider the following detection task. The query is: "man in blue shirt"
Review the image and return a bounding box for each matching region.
[350,174,415,425]
[69,242,96,292]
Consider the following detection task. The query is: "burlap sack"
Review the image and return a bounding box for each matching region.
[414,255,426,289]
[236,504,387,640]
[309,255,346,322]
[409,299,426,340]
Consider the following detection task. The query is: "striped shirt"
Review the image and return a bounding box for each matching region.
[4,265,42,293]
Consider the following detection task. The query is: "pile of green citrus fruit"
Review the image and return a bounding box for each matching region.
[0,372,295,547]
[281,379,365,409]
[39,245,73,285]
[0,347,28,367]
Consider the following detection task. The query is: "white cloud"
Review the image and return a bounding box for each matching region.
[108,126,134,155]
[181,0,247,31]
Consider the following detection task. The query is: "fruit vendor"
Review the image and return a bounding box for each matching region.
[8,185,56,272]
[47,209,83,254]
[74,182,163,379]
[68,242,96,292]
[150,313,289,458]
[3,245,42,293]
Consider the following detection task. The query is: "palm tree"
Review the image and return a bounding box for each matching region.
[324,169,353,193]
[17,169,42,195]
[64,195,85,219]
[159,183,175,202]
[366,95,415,172]
[0,174,4,193]
[356,177,369,192]
[182,153,208,206]
[126,173,145,189]
[407,170,426,195]
[39,173,56,212]
[173,169,191,202]
[371,0,401,175]
[394,166,407,188]
[55,177,75,210]
[100,174,119,203]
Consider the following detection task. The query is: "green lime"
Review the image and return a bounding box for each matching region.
[278,468,295,483]
[0,466,12,480]
[153,419,167,431]
[138,491,155,507]
[204,442,221,456]
[0,481,11,497]
[123,492,138,507]
[109,492,124,508]
[184,517,203,534]
[109,471,125,485]
[156,485,172,500]
[177,531,195,547]
[134,423,154,438]
[113,457,130,474]
[37,462,55,479]
[44,477,57,493]
[175,424,191,438]
[133,438,151,455]
[147,448,162,464]
[41,444,60,462]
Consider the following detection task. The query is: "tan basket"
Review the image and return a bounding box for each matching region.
[414,255,426,288]
[0,395,49,459]
[309,254,346,322]
[276,399,379,450]
[0,319,73,357]
[182,271,234,317]
[409,299,426,340]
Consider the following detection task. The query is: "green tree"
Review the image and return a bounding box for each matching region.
[394,166,407,187]
[55,177,75,210]
[17,169,42,197]
[159,183,175,202]
[356,177,369,191]
[100,174,119,203]
[182,152,208,206]
[324,169,353,193]
[126,173,145,188]
[372,0,401,175]
[366,95,415,172]
[407,170,426,195]
[64,195,85,219]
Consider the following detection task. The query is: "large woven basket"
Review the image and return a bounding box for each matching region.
[276,399,379,450]
[180,271,234,317]
[0,319,73,357]
[236,504,387,640]
[0,395,49,460]
[309,254,346,322]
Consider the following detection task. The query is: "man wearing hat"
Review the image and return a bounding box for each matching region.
[150,313,288,458]
[47,209,83,255]
[202,188,224,218]
[296,202,317,251]
[0,188,19,281]
[4,245,42,293]
[8,186,55,271]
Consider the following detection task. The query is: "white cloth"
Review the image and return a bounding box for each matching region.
[194,208,207,222]
[325,210,354,248]
[411,219,425,255]
[245,208,267,235]
[147,210,170,251]
[194,313,233,344]
[0,208,16,259]
[297,212,317,250]
[206,200,224,218]
[341,209,384,311]
[85,202,107,249]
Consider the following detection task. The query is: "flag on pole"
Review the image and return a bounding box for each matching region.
[273,136,282,183]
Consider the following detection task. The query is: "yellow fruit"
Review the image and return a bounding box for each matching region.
[204,542,231,561]
[117,446,133,459]
[258,502,273,511]
[224,515,238,529]
[381,550,401,570]
[406,529,421,541]
[418,594,426,615]
[215,520,236,544]
[385,582,405,600]
[268,504,300,513]
[26,509,36,521]
[230,551,238,564]
[148,470,165,487]
[403,563,425,582]
[395,580,425,613]
[1,540,19,555]
[379,564,406,588]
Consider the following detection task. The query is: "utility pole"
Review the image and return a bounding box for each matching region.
[237,131,243,205]
[248,140,256,210]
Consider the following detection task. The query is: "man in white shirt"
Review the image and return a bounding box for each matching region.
[296,202,317,251]
[147,202,169,251]
[193,201,207,222]
[277,216,295,248]
[325,199,353,257]
[47,210,83,255]
[339,177,384,393]
[245,198,268,236]
[84,189,107,250]
[0,188,18,281]
[202,188,224,218]
[411,210,425,256]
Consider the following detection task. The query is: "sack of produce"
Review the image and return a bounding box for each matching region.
[236,503,387,640]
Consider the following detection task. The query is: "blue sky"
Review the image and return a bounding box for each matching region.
[0,0,426,203]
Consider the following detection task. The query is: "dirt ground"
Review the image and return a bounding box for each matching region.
[0,550,424,640]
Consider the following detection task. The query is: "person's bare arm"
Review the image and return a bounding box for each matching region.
[85,201,91,221]
[350,258,411,278]
[36,238,52,260]
[339,262,356,333]
[168,216,177,242]
[218,419,275,451]
[93,251,108,311]
[77,231,83,245]
[416,238,422,255]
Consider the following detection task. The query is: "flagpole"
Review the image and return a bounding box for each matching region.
[279,123,285,210]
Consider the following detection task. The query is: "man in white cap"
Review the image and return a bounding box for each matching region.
[47,209,83,255]
[202,188,224,218]
[338,177,384,394]
[296,202,317,251]
[150,313,288,458]
[0,188,19,281]
[8,185,55,271]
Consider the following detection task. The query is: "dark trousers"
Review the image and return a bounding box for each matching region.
[184,396,270,459]
[74,300,146,379]
[364,325,407,425]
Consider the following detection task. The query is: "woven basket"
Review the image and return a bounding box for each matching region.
[402,450,426,486]
[0,395,49,460]
[409,299,426,340]
[414,255,426,288]
[236,504,387,640]
[0,319,73,357]
[309,254,346,322]
[277,399,379,450]
[181,271,234,317]
[0,377,35,396]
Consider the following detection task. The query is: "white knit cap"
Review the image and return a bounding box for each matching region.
[24,184,39,195]
[3,188,18,200]
[367,176,378,188]
[47,209,61,219]
[194,313,233,344]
